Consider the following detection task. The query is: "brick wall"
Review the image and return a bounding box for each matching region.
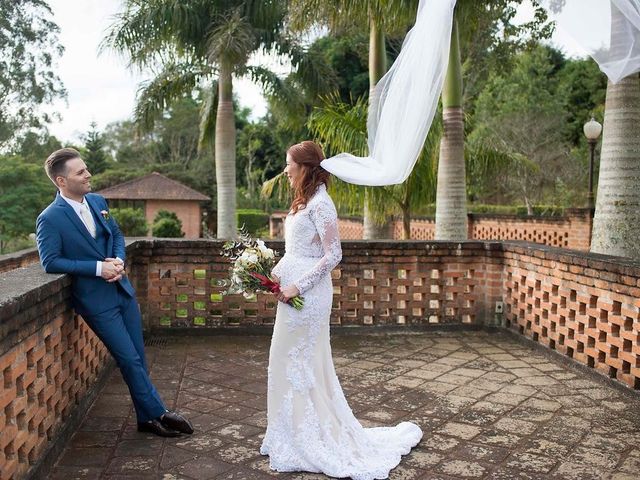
[272,209,593,250]
[0,249,39,274]
[0,268,110,480]
[501,243,640,389]
[131,239,640,390]
[2,236,640,479]
[133,239,505,330]
[470,209,592,251]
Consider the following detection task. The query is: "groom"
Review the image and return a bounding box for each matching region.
[36,147,193,437]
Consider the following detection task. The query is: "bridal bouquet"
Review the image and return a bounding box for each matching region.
[221,233,304,310]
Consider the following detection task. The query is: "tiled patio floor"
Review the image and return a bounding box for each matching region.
[49,330,640,480]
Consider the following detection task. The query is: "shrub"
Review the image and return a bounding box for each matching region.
[110,208,148,236]
[153,209,180,223]
[152,210,184,238]
[237,209,270,235]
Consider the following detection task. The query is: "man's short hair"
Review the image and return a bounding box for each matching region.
[45,148,81,184]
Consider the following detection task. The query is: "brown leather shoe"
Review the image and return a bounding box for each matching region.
[137,419,181,437]
[160,411,194,434]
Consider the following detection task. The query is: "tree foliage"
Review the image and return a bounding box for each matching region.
[0,0,66,149]
[110,208,148,236]
[83,122,110,174]
[152,210,184,237]
[0,156,53,252]
[468,44,605,209]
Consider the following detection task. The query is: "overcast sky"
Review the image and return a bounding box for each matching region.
[46,0,590,144]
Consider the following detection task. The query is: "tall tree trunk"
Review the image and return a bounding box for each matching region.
[215,62,237,239]
[363,194,391,238]
[363,18,391,239]
[435,19,467,241]
[402,203,411,240]
[590,74,640,259]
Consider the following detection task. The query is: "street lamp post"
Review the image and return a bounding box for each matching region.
[583,117,602,210]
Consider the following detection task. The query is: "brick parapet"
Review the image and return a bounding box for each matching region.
[0,249,40,275]
[0,265,111,480]
[134,239,507,330]
[2,236,640,479]
[500,242,640,389]
[271,209,594,250]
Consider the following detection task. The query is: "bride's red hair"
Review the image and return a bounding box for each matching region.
[288,141,331,214]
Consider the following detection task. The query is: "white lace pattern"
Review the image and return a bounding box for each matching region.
[261,184,423,479]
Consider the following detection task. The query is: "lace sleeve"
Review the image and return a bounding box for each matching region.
[271,256,284,280]
[293,197,342,295]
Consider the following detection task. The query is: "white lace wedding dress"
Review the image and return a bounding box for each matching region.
[260,183,422,479]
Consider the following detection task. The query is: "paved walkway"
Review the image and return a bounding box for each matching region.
[50,331,640,479]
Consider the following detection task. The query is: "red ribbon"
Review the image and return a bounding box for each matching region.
[249,272,281,293]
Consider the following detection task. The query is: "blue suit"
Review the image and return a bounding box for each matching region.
[36,192,165,423]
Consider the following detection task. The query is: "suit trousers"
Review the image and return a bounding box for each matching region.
[84,290,166,423]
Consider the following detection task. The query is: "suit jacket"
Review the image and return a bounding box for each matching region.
[36,192,135,316]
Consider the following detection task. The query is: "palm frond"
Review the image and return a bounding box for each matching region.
[245,66,300,104]
[243,0,288,49]
[134,62,207,132]
[198,80,218,151]
[261,172,291,204]
[101,0,211,69]
[207,8,255,67]
[291,46,339,97]
[286,0,417,35]
[307,93,368,156]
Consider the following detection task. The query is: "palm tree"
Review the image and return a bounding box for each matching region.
[305,94,440,239]
[590,74,640,259]
[103,0,321,239]
[287,0,415,239]
[434,0,552,240]
[435,17,467,240]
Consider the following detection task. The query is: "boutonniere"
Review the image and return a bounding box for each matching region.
[101,210,111,220]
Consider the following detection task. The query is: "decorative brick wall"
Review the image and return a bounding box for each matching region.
[392,219,436,240]
[470,209,592,251]
[133,239,504,330]
[272,209,593,250]
[0,268,110,480]
[502,244,640,389]
[2,235,640,479]
[338,218,365,240]
[131,239,640,390]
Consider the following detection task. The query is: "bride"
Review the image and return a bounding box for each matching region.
[260,140,422,479]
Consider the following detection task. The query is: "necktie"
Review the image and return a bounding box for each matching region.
[79,202,97,238]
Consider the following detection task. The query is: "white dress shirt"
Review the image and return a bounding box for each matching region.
[59,194,103,277]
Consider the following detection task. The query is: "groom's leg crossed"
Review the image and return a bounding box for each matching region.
[84,307,166,423]
[120,295,149,372]
[119,294,166,410]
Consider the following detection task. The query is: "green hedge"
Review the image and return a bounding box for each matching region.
[417,204,566,217]
[237,209,270,235]
[469,204,565,216]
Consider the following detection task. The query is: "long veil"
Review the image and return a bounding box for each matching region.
[319,0,640,187]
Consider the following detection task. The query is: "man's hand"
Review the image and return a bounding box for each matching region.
[101,258,125,282]
[278,284,300,304]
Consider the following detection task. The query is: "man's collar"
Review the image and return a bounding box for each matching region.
[59,192,87,210]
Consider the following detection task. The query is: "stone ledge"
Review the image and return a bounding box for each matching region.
[0,247,40,274]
